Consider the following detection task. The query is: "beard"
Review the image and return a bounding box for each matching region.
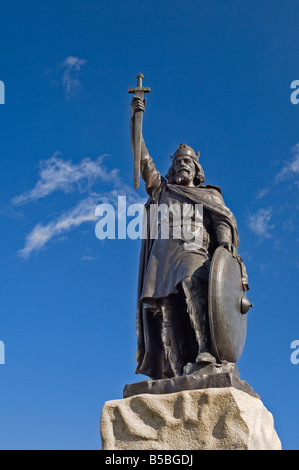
[174,169,193,186]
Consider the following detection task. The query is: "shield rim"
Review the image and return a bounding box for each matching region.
[208,246,248,363]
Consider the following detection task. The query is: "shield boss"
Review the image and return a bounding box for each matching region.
[208,246,249,363]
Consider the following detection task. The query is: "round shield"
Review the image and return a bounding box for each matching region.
[208,246,250,363]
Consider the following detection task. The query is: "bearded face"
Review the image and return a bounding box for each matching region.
[173,156,196,186]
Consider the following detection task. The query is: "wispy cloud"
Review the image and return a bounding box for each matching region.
[256,187,270,199]
[61,56,87,99]
[247,143,299,242]
[18,196,98,259]
[276,143,299,182]
[14,153,144,258]
[81,255,97,262]
[11,153,118,206]
[247,207,274,238]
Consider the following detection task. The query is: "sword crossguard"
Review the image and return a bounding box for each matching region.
[128,73,151,95]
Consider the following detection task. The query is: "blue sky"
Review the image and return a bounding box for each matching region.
[0,0,298,450]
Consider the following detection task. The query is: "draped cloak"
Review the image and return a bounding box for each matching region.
[135,179,248,380]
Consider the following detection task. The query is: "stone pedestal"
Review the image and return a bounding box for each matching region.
[123,362,259,399]
[100,386,281,450]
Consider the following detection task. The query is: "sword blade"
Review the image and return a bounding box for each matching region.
[133,110,143,190]
[129,74,150,190]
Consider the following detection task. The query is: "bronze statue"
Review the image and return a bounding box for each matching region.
[129,74,252,382]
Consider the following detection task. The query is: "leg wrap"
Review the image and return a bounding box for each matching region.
[182,276,213,362]
[185,294,209,356]
[160,303,184,377]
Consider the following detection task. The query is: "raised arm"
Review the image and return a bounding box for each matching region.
[131,97,162,201]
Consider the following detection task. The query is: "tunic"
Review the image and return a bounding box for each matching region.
[139,151,232,306]
[141,187,212,303]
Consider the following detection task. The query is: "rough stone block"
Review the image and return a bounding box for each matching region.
[100,387,281,450]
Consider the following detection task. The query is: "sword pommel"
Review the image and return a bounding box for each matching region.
[137,73,143,87]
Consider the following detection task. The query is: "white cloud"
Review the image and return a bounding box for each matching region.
[276,143,299,182]
[11,153,119,206]
[81,255,97,262]
[247,208,274,238]
[14,153,145,258]
[256,187,270,199]
[18,195,98,259]
[61,56,87,99]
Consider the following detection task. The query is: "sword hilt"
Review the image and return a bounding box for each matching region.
[128,73,151,96]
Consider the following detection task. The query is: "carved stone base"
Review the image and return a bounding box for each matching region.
[100,387,281,450]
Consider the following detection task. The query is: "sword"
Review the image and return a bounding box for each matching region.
[128,73,151,190]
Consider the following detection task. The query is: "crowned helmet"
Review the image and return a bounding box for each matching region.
[171,143,200,162]
[167,143,204,185]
